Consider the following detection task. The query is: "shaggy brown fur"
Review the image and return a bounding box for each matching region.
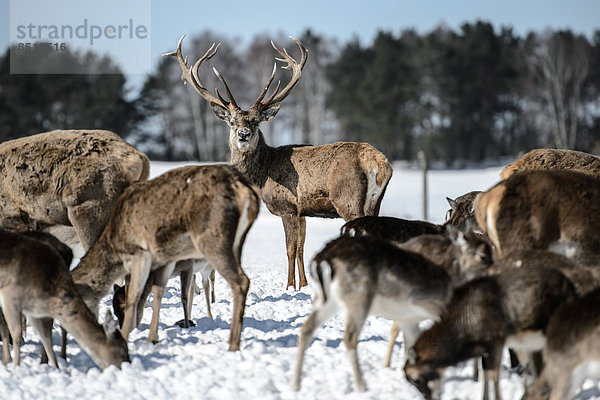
[501,148,600,180]
[475,170,600,265]
[0,130,149,250]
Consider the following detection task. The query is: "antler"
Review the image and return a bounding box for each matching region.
[252,36,308,110]
[163,35,238,109]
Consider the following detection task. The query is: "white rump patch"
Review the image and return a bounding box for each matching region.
[233,198,251,261]
[363,168,384,215]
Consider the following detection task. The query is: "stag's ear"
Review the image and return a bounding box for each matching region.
[210,102,230,121]
[103,310,119,336]
[259,103,281,122]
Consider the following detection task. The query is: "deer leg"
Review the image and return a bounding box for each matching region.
[282,215,299,290]
[60,326,67,360]
[200,272,213,319]
[292,298,339,391]
[0,311,12,365]
[209,268,216,303]
[344,308,369,392]
[148,262,176,344]
[2,304,23,367]
[31,317,58,368]
[121,253,152,340]
[217,260,249,352]
[384,321,400,368]
[177,268,195,328]
[296,217,308,288]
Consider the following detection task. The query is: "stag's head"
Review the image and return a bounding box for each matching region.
[164,36,308,154]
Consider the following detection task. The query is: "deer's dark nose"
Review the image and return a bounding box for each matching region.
[237,128,251,141]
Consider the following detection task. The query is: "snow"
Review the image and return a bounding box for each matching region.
[2,161,599,400]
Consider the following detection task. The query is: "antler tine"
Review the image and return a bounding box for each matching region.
[257,36,308,108]
[212,67,239,108]
[253,62,277,105]
[163,35,229,108]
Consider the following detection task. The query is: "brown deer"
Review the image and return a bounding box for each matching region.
[523,288,600,400]
[164,36,393,290]
[0,229,129,369]
[0,129,149,251]
[404,265,576,400]
[501,148,600,180]
[292,235,492,392]
[340,191,483,244]
[112,259,216,330]
[475,170,600,264]
[71,165,260,351]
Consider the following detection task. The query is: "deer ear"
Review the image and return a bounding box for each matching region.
[259,103,281,122]
[210,102,230,121]
[103,309,119,336]
[446,196,457,210]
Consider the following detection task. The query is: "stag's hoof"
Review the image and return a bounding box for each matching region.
[175,319,196,328]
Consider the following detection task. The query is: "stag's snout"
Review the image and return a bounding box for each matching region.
[237,128,251,142]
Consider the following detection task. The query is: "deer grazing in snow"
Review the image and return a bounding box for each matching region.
[112,259,216,330]
[291,234,492,392]
[500,148,600,180]
[165,36,393,290]
[0,229,129,369]
[71,165,259,350]
[404,265,576,400]
[0,130,149,252]
[523,288,600,400]
[475,169,600,265]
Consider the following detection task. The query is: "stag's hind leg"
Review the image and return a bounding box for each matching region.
[177,268,197,327]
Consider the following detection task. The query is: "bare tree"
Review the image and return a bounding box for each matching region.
[527,31,590,149]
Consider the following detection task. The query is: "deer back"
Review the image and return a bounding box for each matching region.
[340,216,443,244]
[475,170,600,261]
[501,148,600,180]
[0,130,149,237]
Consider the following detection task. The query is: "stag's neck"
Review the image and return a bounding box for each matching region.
[229,131,273,188]
[71,236,124,315]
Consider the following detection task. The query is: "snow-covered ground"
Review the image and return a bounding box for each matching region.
[1,162,599,400]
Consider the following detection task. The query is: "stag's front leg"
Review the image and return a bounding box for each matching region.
[148,262,176,344]
[282,215,301,290]
[177,268,196,327]
[121,253,152,340]
[296,217,308,288]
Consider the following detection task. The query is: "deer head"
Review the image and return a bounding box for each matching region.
[164,35,308,154]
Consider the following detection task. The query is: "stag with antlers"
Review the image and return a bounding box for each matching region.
[165,36,392,289]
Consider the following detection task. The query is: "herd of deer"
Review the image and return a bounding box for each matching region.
[1,35,599,400]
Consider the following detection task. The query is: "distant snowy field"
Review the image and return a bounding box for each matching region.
[2,161,599,400]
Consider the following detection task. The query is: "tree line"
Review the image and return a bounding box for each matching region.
[1,21,599,163]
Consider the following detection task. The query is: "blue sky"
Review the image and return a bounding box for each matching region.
[1,0,598,76]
